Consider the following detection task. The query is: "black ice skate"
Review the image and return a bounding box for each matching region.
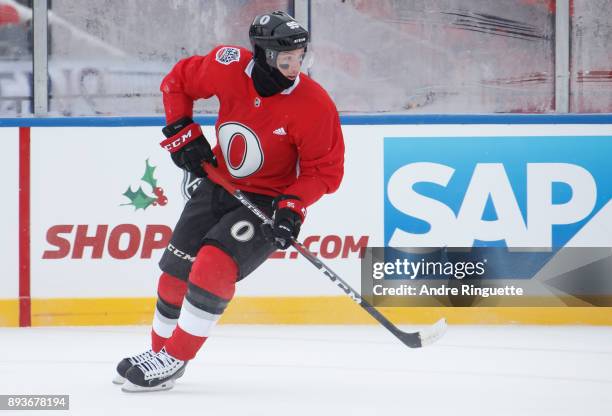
[121,348,187,392]
[113,349,155,385]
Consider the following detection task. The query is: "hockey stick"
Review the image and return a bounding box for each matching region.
[204,166,447,348]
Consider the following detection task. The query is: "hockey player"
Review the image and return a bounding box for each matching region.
[115,11,344,392]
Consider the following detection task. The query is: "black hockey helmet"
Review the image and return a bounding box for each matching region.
[249,11,309,53]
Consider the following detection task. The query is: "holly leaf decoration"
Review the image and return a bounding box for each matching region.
[122,186,157,210]
[141,159,158,189]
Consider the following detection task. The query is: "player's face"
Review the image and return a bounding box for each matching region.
[275,48,306,80]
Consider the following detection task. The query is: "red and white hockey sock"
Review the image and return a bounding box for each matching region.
[151,272,188,352]
[164,245,237,360]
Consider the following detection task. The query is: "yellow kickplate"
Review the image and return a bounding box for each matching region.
[0,299,19,327]
[6,297,609,327]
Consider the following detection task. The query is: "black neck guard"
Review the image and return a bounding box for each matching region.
[251,48,295,97]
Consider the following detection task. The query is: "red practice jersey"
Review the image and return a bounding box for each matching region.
[160,45,345,207]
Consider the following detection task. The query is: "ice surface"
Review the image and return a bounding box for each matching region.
[1,324,611,415]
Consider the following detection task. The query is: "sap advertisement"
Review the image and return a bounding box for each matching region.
[380,131,612,306]
[384,136,612,248]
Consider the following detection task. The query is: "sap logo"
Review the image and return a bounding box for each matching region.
[387,162,597,247]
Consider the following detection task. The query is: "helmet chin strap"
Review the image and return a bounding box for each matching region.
[252,46,295,97]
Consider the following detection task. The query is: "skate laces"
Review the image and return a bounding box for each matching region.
[128,349,155,366]
[137,349,183,380]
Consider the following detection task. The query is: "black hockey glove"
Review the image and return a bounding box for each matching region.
[263,195,307,250]
[160,117,217,178]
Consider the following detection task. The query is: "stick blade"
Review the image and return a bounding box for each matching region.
[418,318,448,347]
[397,318,447,348]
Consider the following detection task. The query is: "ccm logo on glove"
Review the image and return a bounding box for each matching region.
[160,124,202,153]
[160,117,217,178]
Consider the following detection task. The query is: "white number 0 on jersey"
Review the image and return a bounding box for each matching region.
[217,122,264,178]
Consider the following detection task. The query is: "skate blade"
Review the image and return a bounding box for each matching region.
[113,367,183,385]
[121,380,176,393]
[112,374,126,385]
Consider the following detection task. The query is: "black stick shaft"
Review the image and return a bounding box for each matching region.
[291,238,421,347]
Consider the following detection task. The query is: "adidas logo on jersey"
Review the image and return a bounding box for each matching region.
[273,127,287,135]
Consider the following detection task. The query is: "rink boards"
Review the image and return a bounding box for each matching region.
[1,116,611,326]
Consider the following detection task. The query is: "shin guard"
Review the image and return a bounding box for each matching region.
[165,245,238,360]
[151,272,188,352]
